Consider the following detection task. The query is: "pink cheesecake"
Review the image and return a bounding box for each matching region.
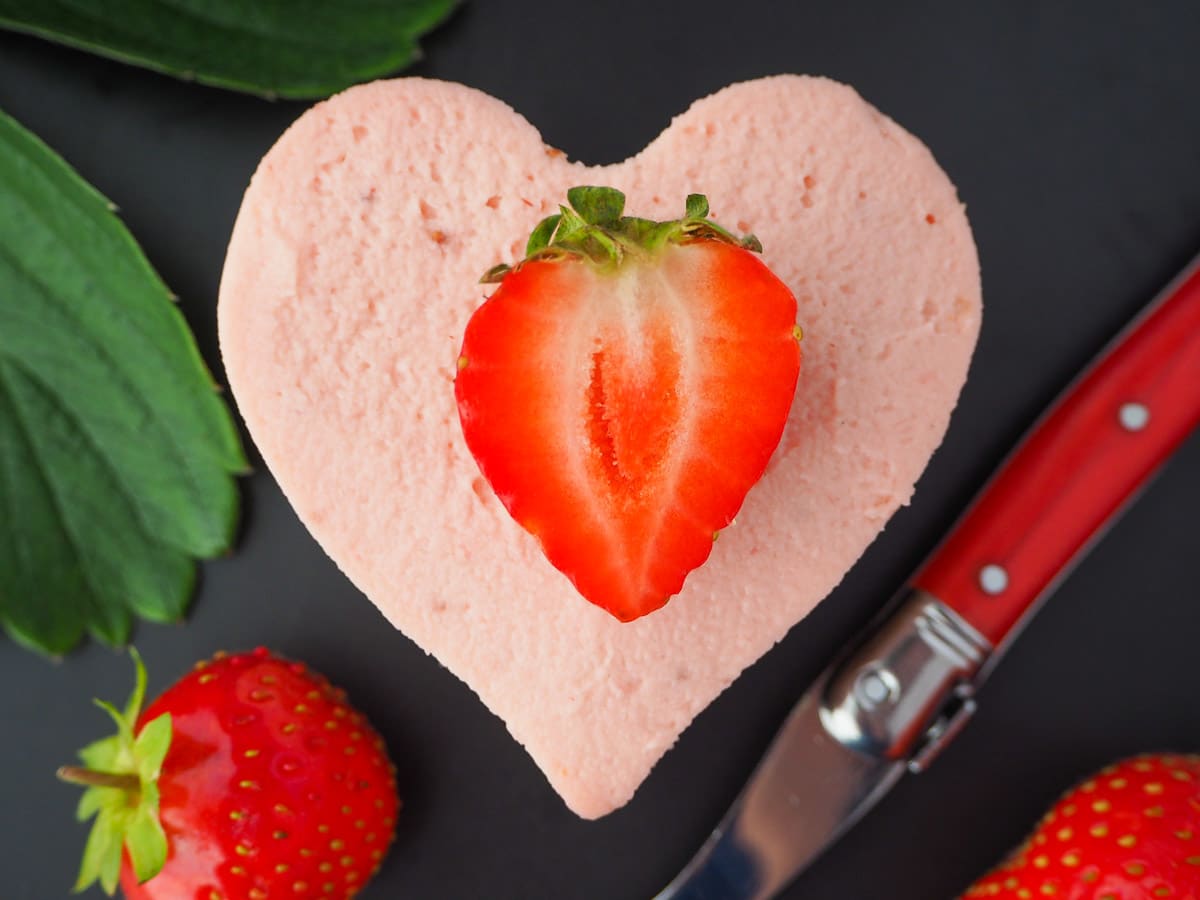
[218,75,981,818]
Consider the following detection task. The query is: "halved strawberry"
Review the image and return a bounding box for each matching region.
[455,188,801,621]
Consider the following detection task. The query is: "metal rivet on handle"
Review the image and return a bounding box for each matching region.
[979,564,1009,595]
[1118,402,1150,432]
[854,667,899,709]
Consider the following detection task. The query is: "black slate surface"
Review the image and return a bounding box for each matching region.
[2,2,1199,898]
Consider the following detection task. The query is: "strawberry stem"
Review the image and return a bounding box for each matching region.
[57,765,141,793]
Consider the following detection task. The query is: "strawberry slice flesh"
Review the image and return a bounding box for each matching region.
[456,240,800,620]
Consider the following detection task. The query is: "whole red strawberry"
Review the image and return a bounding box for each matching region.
[60,648,399,898]
[962,754,1200,899]
[455,187,802,622]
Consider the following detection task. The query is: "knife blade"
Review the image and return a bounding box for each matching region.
[657,253,1200,900]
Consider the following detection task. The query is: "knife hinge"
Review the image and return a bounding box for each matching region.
[818,588,992,766]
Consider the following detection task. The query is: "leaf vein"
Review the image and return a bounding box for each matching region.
[0,359,110,640]
[0,239,217,552]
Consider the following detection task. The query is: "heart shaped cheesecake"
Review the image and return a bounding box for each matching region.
[218,75,981,818]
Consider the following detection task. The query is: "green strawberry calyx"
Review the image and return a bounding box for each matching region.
[57,648,172,895]
[480,186,763,283]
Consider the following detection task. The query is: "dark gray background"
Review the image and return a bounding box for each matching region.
[2,1,1199,898]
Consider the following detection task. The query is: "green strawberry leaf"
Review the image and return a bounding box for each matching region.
[124,644,149,721]
[525,214,562,257]
[0,109,246,656]
[75,781,108,823]
[566,186,625,227]
[94,701,134,745]
[124,797,168,885]
[75,806,122,895]
[0,0,459,99]
[133,713,172,782]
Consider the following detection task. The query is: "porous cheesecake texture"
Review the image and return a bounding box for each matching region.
[219,76,980,818]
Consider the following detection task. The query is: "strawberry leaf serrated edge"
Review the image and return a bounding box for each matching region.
[61,649,172,895]
[0,107,247,656]
[482,186,763,282]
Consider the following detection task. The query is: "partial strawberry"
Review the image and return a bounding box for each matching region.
[962,754,1200,899]
[455,187,802,621]
[60,648,399,899]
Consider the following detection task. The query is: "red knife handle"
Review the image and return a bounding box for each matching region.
[913,258,1200,648]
